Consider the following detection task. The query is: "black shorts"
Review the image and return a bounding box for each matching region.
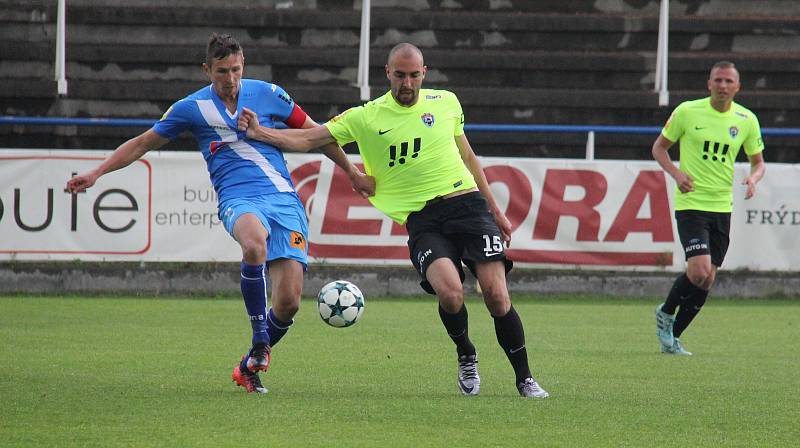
[406,191,513,295]
[675,209,731,267]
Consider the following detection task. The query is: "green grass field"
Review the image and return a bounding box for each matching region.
[1,294,798,447]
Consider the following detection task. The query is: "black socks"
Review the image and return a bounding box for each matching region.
[438,303,476,356]
[493,305,532,383]
[661,273,709,338]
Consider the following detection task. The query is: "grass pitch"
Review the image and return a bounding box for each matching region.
[1,294,798,447]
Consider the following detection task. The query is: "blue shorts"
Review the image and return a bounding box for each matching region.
[218,193,309,269]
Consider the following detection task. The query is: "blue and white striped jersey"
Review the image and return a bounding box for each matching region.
[153,79,305,202]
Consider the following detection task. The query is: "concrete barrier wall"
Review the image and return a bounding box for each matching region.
[2,262,797,298]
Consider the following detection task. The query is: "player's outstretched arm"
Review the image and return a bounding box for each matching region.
[65,129,168,193]
[652,134,694,193]
[297,115,375,198]
[238,107,335,152]
[455,134,513,244]
[319,142,375,198]
[743,152,766,199]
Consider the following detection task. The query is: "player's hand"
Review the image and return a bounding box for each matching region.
[674,170,694,193]
[493,211,513,247]
[238,107,260,138]
[350,172,376,198]
[65,171,98,193]
[742,176,757,199]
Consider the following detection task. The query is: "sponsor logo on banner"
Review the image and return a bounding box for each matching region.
[0,155,151,254]
[291,158,676,267]
[4,150,796,271]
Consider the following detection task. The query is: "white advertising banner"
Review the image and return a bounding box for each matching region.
[1,149,797,271]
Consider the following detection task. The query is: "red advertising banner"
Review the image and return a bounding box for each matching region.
[1,150,797,271]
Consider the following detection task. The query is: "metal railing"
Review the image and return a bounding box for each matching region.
[654,0,669,106]
[51,0,674,106]
[4,116,799,160]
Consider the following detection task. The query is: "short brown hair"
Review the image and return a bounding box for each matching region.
[206,33,242,65]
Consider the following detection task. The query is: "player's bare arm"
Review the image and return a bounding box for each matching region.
[240,107,374,198]
[743,152,766,200]
[65,129,168,193]
[297,115,376,198]
[455,134,513,244]
[652,134,694,193]
[238,107,335,152]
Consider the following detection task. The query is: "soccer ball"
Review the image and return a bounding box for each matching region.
[317,280,365,328]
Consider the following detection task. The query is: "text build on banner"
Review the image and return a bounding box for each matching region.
[1,150,797,271]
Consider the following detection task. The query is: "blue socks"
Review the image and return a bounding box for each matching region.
[240,262,295,348]
[240,262,269,346]
[266,308,293,347]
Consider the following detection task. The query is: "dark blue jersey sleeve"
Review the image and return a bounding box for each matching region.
[262,83,296,123]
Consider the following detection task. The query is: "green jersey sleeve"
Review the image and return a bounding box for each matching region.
[661,102,687,143]
[742,111,765,157]
[325,106,363,147]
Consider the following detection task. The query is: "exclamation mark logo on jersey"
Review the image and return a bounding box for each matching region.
[389,144,397,167]
[389,138,421,167]
[411,137,421,159]
[388,142,408,166]
[720,144,729,162]
[702,141,729,163]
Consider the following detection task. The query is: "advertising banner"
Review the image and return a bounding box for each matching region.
[1,149,797,271]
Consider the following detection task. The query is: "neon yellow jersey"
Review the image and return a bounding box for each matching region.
[324,89,477,224]
[662,97,764,212]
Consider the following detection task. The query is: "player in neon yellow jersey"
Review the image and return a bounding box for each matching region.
[653,61,766,355]
[238,43,548,398]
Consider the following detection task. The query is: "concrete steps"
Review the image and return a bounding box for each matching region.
[2,0,799,160]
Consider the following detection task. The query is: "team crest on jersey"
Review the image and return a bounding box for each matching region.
[729,126,739,138]
[421,113,435,127]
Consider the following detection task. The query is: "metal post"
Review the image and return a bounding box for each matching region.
[55,0,68,96]
[585,131,595,160]
[356,0,371,101]
[654,0,669,106]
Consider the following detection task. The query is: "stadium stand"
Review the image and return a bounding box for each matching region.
[2,0,800,160]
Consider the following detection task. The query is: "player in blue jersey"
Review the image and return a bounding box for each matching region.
[66,33,372,394]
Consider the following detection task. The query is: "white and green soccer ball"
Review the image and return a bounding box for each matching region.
[317,280,365,328]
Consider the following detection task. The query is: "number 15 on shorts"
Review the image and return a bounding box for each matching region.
[483,234,504,257]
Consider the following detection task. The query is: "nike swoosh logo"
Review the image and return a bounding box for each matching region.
[458,381,474,393]
[378,128,393,135]
[485,252,501,257]
[509,345,526,354]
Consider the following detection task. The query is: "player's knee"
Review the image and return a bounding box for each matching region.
[437,286,464,313]
[240,239,266,263]
[687,267,713,290]
[480,283,509,314]
[686,271,714,289]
